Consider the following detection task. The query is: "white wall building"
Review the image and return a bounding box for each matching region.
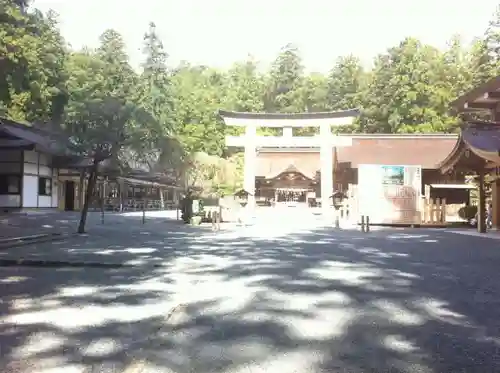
[0,149,60,209]
[0,118,73,211]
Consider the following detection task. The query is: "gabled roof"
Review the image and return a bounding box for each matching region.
[256,152,319,178]
[267,164,314,180]
[234,189,254,197]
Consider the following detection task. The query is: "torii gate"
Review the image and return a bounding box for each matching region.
[220,109,360,214]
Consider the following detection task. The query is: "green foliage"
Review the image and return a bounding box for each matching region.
[2,1,500,196]
[458,205,478,220]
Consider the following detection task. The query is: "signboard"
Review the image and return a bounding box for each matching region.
[358,164,422,224]
[381,165,404,185]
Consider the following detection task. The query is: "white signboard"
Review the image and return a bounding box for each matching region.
[358,164,422,224]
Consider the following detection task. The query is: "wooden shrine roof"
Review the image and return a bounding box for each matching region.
[234,189,254,197]
[265,164,315,181]
[438,121,500,173]
[256,153,320,179]
[450,76,500,114]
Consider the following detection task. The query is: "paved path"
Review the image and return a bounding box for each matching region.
[1,214,500,372]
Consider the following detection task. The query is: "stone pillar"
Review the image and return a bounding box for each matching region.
[244,124,257,208]
[320,123,333,214]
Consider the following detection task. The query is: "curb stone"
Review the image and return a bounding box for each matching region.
[0,232,74,250]
[0,258,167,269]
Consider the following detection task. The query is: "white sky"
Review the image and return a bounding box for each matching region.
[34,0,499,72]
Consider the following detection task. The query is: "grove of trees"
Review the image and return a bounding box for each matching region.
[3,1,500,198]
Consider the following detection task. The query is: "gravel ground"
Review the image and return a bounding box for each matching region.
[1,211,500,372]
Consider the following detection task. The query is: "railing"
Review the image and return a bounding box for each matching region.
[90,198,178,212]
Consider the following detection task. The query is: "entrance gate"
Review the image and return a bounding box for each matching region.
[221,109,360,215]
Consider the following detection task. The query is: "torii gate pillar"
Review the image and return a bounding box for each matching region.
[320,122,334,213]
[243,124,257,208]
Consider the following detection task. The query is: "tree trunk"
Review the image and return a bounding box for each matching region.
[77,160,99,234]
[78,169,85,209]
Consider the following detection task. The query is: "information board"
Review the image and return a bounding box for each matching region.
[358,164,422,224]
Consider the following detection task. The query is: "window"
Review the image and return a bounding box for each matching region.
[0,175,21,194]
[38,177,52,196]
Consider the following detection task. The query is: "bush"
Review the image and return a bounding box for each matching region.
[458,205,477,220]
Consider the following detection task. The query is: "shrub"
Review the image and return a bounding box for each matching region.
[458,205,477,220]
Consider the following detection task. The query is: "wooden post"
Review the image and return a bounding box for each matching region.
[118,179,124,212]
[160,187,165,210]
[478,169,486,233]
[492,178,500,230]
[142,187,147,224]
[435,198,441,224]
[176,190,180,220]
[441,197,447,223]
[101,178,106,224]
[217,205,221,230]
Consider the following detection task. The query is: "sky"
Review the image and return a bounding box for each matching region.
[33,0,500,73]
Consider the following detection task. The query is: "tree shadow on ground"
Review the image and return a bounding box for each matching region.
[1,214,500,372]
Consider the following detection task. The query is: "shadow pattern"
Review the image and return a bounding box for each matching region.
[1,212,500,372]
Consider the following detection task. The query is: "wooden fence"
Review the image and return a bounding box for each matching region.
[421,197,447,224]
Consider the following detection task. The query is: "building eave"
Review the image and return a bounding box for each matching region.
[450,76,500,114]
[438,121,500,173]
[437,135,468,174]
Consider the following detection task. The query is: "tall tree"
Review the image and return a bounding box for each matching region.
[326,55,367,132]
[265,43,304,113]
[139,22,173,132]
[136,22,185,185]
[224,58,264,113]
[96,29,136,99]
[485,5,500,66]
[327,55,366,111]
[171,65,227,155]
[0,1,67,122]
[363,38,456,133]
[63,30,154,233]
[466,38,500,94]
